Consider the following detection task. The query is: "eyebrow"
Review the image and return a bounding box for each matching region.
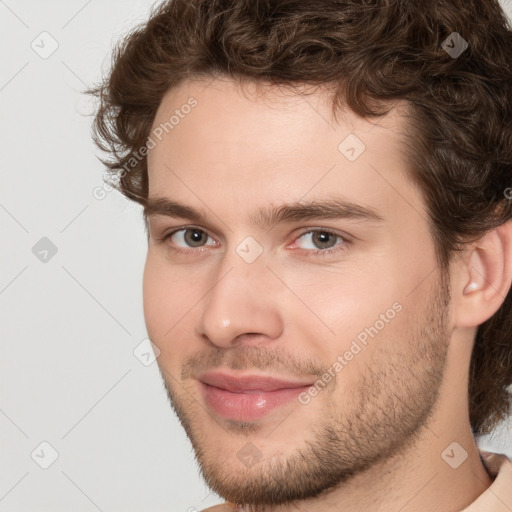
[144,196,384,232]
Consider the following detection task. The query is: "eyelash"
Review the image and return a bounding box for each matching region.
[157,226,351,258]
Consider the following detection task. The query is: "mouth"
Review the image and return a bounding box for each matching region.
[197,371,314,422]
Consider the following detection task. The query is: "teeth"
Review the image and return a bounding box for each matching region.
[230,389,289,394]
[229,389,268,394]
[224,389,276,394]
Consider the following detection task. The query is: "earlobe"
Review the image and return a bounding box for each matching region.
[455,220,512,328]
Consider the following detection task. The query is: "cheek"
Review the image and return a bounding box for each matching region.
[320,271,432,389]
[143,251,185,341]
[285,259,412,375]
[285,261,401,337]
[142,252,162,337]
[142,251,206,363]
[319,305,411,397]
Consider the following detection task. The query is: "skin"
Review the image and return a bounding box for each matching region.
[142,77,512,511]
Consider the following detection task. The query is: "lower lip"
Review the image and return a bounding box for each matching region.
[199,381,311,422]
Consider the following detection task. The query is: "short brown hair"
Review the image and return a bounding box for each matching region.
[88,0,512,436]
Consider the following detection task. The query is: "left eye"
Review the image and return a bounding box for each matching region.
[293,230,345,251]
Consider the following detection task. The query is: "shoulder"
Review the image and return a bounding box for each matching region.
[480,450,512,478]
[201,503,239,512]
[462,450,512,511]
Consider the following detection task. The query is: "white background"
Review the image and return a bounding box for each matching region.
[1,1,511,510]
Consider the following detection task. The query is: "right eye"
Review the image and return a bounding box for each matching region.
[163,227,217,251]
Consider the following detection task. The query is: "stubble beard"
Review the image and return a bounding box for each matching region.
[160,273,451,510]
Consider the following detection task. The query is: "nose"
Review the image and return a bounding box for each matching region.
[195,252,283,349]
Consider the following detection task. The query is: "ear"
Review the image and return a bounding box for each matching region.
[454,219,512,328]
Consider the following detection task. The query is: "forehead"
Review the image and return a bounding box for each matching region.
[146,78,426,226]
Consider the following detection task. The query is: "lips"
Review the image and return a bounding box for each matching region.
[198,371,313,392]
[197,371,314,421]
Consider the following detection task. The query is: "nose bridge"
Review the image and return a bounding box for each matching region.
[196,241,283,347]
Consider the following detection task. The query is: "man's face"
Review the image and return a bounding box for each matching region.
[143,78,452,505]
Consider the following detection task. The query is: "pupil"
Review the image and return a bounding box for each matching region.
[187,229,204,246]
[314,231,334,249]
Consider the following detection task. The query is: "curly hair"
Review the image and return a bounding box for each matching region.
[87,0,512,436]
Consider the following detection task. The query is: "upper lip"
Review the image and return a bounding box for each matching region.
[197,371,314,392]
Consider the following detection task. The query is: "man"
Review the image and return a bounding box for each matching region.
[89,0,512,510]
